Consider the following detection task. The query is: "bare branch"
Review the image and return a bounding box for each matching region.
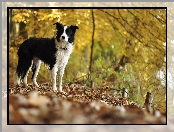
[98,9,165,54]
[127,9,165,43]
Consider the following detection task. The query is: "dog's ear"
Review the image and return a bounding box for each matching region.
[70,25,79,33]
[53,22,63,29]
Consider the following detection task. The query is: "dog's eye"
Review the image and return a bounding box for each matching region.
[66,28,72,35]
[66,30,70,35]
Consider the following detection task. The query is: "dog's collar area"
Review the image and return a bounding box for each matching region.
[61,47,67,50]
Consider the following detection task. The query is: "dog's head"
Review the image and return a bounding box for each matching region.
[53,22,79,44]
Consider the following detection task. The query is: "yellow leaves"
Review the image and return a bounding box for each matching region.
[144,58,149,63]
[23,20,27,24]
[84,12,90,18]
[33,11,37,14]
[10,47,14,53]
[77,72,87,78]
[12,10,31,23]
[23,12,30,17]
[12,14,22,23]
[77,19,81,24]
[134,47,138,52]
[48,14,53,17]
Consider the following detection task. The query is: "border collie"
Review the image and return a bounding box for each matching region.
[13,22,79,92]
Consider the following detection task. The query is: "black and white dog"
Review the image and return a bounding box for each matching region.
[13,22,79,92]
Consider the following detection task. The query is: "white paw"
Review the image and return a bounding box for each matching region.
[59,88,67,95]
[53,87,58,92]
[53,90,58,93]
[61,91,67,95]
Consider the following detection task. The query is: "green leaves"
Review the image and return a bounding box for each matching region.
[95,56,103,69]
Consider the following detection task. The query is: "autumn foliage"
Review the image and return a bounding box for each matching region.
[9,8,166,120]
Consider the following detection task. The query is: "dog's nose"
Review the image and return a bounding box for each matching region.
[62,36,65,39]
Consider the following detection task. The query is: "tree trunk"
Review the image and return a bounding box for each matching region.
[88,9,95,80]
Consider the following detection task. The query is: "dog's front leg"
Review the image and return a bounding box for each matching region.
[51,66,58,91]
[57,67,65,92]
[57,72,63,92]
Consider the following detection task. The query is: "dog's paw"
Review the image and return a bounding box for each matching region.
[60,90,66,94]
[53,88,58,92]
[60,91,68,96]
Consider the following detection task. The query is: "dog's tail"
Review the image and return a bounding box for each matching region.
[13,71,21,86]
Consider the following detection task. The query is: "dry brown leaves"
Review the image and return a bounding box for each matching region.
[9,83,166,124]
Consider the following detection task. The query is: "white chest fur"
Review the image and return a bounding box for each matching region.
[54,39,73,69]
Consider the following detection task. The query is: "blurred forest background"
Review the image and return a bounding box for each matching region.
[9,9,166,112]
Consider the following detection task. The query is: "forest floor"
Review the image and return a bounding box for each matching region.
[7,82,166,124]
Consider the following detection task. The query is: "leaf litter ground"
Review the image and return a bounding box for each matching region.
[8,82,166,124]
